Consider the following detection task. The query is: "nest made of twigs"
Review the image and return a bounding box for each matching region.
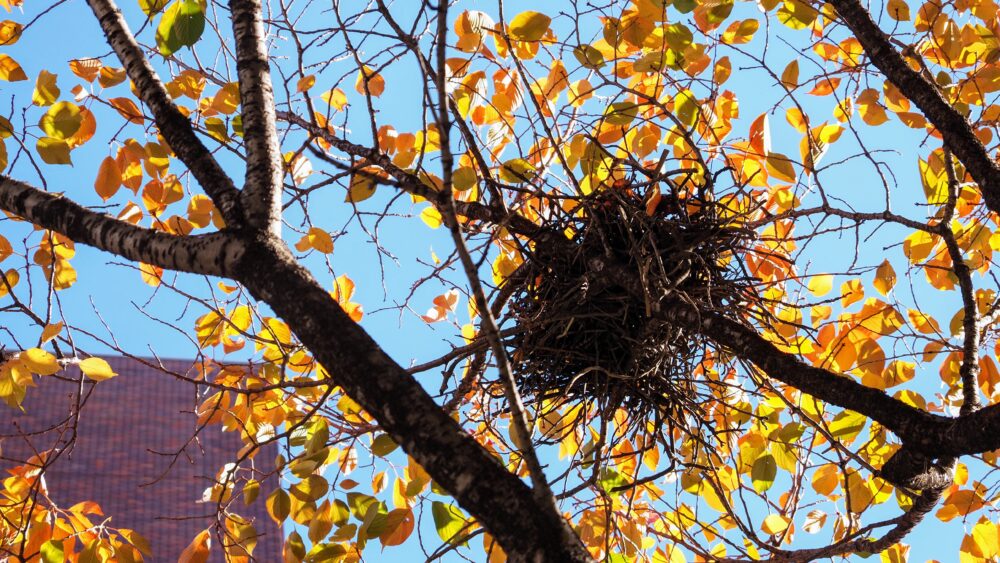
[502,187,758,441]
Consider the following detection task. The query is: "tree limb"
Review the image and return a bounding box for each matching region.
[229,0,283,235]
[235,236,594,562]
[0,175,244,277]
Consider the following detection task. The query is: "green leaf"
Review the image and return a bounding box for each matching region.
[573,44,605,69]
[598,467,628,494]
[751,453,777,493]
[40,540,64,563]
[674,89,699,129]
[499,158,537,183]
[156,0,206,56]
[431,501,470,545]
[828,410,867,442]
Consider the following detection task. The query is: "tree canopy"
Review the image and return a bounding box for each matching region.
[3,0,1000,560]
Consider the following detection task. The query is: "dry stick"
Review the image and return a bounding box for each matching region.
[427,0,558,510]
[85,0,244,228]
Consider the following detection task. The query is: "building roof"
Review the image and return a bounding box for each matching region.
[1,356,282,561]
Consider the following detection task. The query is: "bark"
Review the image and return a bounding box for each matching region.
[0,176,243,276]
[828,0,1000,213]
[234,235,593,562]
[0,173,594,561]
[229,0,284,236]
[86,0,245,228]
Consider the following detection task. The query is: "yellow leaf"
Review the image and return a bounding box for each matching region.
[38,102,82,139]
[294,227,334,254]
[346,173,376,202]
[32,70,59,106]
[841,278,864,308]
[0,268,20,298]
[883,360,915,388]
[873,259,896,295]
[79,357,117,381]
[321,87,348,110]
[761,514,790,535]
[40,322,63,344]
[508,11,551,41]
[140,262,163,287]
[421,206,443,229]
[109,97,144,124]
[887,0,910,20]
[807,274,833,296]
[178,529,211,563]
[721,18,758,44]
[857,88,890,126]
[36,137,72,165]
[765,152,796,182]
[21,348,60,375]
[902,230,936,263]
[811,463,839,496]
[452,166,478,191]
[296,74,316,93]
[0,53,26,81]
[881,543,910,563]
[937,489,986,522]
[94,156,121,201]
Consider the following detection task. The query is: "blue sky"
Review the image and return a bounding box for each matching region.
[1,0,994,560]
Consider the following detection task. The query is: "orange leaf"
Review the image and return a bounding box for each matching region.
[178,529,211,563]
[94,156,121,201]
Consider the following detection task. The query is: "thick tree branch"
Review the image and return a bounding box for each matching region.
[0,172,592,559]
[0,176,244,277]
[828,0,1000,212]
[235,236,593,562]
[229,0,283,236]
[87,0,245,228]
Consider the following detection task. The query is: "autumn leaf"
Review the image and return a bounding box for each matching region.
[79,357,117,381]
[0,53,26,81]
[31,70,59,106]
[178,529,211,563]
[20,348,60,375]
[508,11,551,41]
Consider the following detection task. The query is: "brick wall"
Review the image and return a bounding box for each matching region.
[1,357,283,561]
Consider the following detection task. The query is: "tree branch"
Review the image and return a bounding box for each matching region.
[234,237,593,562]
[86,0,245,228]
[828,0,1000,212]
[0,176,244,277]
[229,0,283,235]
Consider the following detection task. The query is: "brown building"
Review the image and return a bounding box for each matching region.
[1,356,282,561]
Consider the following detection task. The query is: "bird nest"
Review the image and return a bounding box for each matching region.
[502,188,758,441]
